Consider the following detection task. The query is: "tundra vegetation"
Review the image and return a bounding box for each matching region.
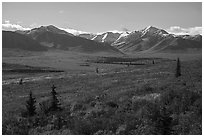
[2,56,202,135]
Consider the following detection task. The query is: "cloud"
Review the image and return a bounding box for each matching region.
[17,21,23,24]
[2,20,30,31]
[59,10,64,14]
[121,27,129,32]
[30,23,38,28]
[167,26,202,35]
[5,20,10,24]
[60,27,90,35]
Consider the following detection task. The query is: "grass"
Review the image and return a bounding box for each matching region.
[2,48,124,71]
[2,52,202,135]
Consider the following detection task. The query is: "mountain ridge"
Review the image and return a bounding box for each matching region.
[14,25,202,54]
[13,26,123,54]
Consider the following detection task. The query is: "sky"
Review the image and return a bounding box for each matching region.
[2,2,202,35]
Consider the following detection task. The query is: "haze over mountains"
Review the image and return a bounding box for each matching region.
[2,25,202,54]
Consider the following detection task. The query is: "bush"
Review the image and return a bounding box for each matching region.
[39,99,52,115]
[2,116,30,135]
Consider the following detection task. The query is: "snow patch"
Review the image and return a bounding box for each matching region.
[114,32,130,43]
[102,33,108,42]
[91,35,98,40]
[96,30,125,35]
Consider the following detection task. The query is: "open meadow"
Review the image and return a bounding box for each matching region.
[2,50,202,135]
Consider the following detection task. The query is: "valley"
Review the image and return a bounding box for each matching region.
[2,46,202,134]
[2,2,202,135]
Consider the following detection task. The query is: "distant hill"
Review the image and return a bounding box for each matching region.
[2,31,47,51]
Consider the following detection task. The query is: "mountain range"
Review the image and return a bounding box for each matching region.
[3,25,121,54]
[78,26,202,53]
[3,25,202,54]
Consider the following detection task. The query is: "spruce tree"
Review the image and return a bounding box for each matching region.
[26,91,36,116]
[96,67,99,74]
[50,85,61,111]
[19,78,23,85]
[175,58,181,78]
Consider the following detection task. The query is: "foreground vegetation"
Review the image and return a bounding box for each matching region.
[2,57,202,135]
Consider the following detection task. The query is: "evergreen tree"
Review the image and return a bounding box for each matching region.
[26,91,36,116]
[50,84,61,111]
[175,58,181,78]
[19,78,23,85]
[96,67,99,74]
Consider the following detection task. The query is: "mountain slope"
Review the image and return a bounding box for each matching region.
[25,25,74,39]
[78,26,201,54]
[2,31,47,51]
[17,25,122,54]
[79,31,129,44]
[35,31,121,53]
[112,26,202,53]
[13,25,202,54]
[78,33,96,40]
[92,32,121,44]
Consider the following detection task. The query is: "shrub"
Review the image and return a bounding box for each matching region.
[39,99,52,115]
[2,116,30,135]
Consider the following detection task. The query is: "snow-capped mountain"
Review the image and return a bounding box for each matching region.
[92,32,121,43]
[140,26,168,37]
[25,25,74,39]
[14,25,122,54]
[78,26,169,46]
[14,25,202,54]
[79,31,131,44]
[111,26,201,53]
